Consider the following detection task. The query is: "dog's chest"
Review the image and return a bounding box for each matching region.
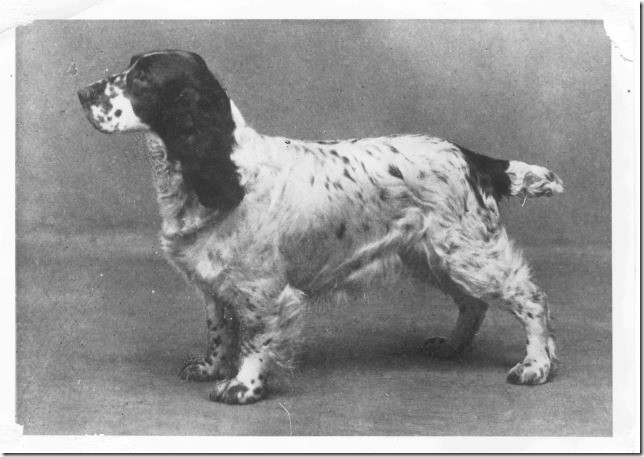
[160,212,282,290]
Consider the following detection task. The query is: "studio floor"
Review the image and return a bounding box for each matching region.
[16,232,611,436]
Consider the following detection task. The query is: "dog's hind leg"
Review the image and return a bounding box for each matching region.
[401,249,488,359]
[423,289,488,359]
[437,229,558,385]
[179,293,238,382]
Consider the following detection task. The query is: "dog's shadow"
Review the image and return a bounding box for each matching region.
[296,329,521,375]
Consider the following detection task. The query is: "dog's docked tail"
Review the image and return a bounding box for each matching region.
[505,160,564,198]
[458,145,564,201]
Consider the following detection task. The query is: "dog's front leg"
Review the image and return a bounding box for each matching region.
[209,284,306,405]
[179,294,237,382]
[208,337,271,405]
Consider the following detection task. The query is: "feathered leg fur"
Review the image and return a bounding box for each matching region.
[429,227,557,384]
[179,293,237,382]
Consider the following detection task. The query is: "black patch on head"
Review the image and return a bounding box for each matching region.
[126,51,244,210]
[343,169,356,183]
[456,144,511,204]
[388,164,403,180]
[336,222,346,239]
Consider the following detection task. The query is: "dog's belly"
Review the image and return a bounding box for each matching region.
[278,226,389,293]
[279,230,338,289]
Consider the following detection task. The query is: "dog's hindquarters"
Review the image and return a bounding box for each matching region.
[401,144,561,383]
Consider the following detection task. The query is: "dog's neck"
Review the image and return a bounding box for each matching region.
[143,132,215,238]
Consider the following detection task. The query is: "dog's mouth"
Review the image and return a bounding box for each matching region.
[79,105,110,133]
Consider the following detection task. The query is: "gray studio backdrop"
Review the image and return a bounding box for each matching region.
[16,20,612,437]
[17,20,610,248]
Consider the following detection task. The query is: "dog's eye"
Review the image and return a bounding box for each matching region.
[130,71,150,85]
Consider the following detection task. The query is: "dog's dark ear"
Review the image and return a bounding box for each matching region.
[161,84,244,211]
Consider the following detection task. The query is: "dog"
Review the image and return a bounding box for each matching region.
[78,50,564,405]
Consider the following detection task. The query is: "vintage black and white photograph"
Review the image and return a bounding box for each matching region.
[7,0,638,452]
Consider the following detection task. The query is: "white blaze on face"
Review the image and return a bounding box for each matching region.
[88,77,150,133]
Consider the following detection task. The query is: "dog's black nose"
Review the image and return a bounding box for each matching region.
[78,83,103,107]
[77,86,93,105]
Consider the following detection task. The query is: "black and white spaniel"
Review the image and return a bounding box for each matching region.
[78,50,564,405]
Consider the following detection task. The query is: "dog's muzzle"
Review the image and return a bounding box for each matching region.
[77,81,104,110]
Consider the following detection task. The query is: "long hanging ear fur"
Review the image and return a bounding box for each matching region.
[161,83,245,210]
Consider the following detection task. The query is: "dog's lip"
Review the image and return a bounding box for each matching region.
[81,109,111,133]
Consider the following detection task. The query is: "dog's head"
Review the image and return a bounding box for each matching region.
[78,50,232,135]
[78,51,243,210]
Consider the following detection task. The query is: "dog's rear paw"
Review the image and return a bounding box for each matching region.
[209,379,268,405]
[179,354,233,382]
[506,359,552,385]
[423,337,467,359]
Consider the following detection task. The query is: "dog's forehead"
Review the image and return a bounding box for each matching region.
[129,51,200,72]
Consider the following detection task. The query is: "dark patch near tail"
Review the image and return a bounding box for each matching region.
[456,144,511,204]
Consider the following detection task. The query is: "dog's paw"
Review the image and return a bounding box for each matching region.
[506,359,552,385]
[209,379,268,405]
[423,337,466,359]
[178,354,233,382]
